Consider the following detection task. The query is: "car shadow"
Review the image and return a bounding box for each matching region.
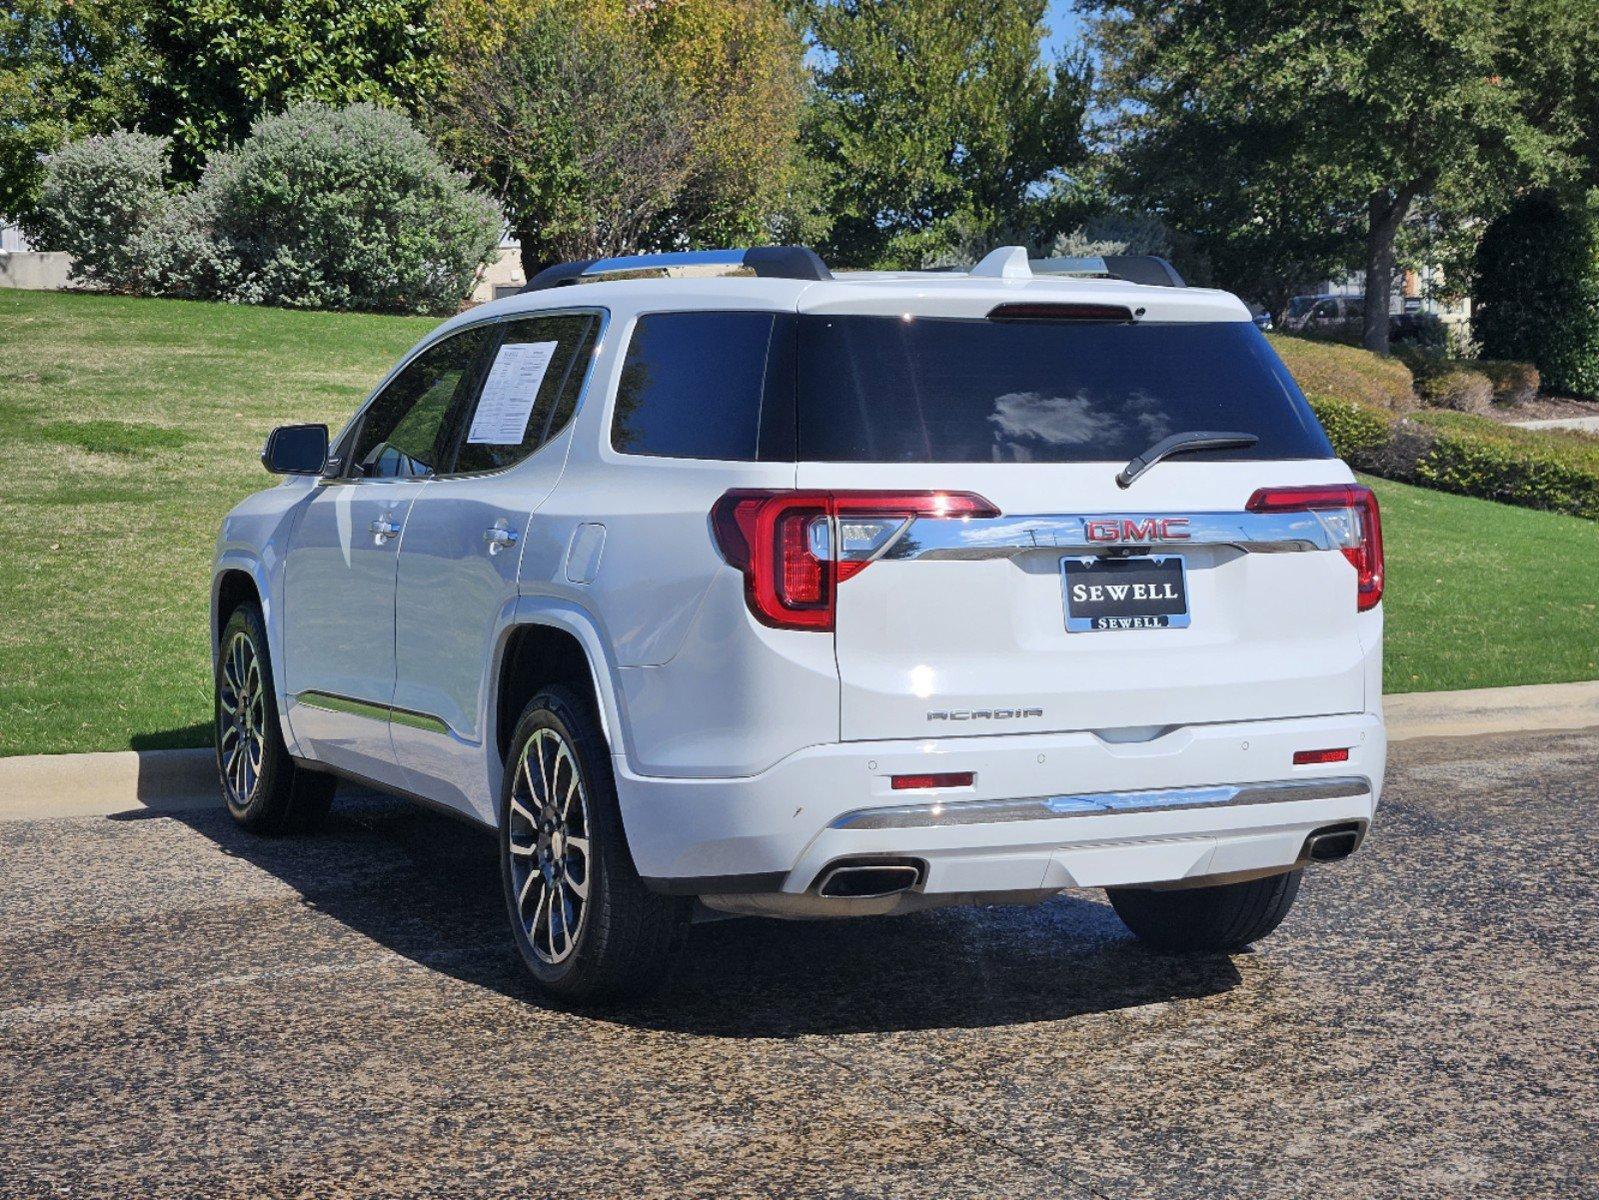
[161,789,1243,1037]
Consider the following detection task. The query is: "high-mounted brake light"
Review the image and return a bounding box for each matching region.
[1245,484,1384,611]
[711,490,999,631]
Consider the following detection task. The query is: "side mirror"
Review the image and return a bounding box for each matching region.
[261,424,328,475]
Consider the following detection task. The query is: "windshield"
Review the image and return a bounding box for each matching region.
[1287,296,1318,319]
[794,316,1333,464]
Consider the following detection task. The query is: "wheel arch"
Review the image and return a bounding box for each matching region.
[211,554,301,757]
[492,600,629,770]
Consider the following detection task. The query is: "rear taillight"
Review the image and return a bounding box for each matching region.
[1245,484,1384,611]
[711,490,999,631]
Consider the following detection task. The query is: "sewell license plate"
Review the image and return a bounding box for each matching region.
[1062,555,1190,632]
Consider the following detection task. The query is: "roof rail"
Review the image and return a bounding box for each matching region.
[521,246,832,292]
[969,246,1187,288]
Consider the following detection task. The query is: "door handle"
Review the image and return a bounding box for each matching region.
[483,526,519,553]
[369,517,402,542]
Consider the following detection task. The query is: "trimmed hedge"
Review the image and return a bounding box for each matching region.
[1415,366,1492,412]
[1476,360,1541,406]
[1403,353,1541,410]
[1308,395,1599,520]
[1269,333,1415,411]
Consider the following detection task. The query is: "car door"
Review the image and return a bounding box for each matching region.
[280,324,494,788]
[391,310,605,823]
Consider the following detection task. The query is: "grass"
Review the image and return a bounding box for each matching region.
[0,290,434,756]
[1364,474,1599,692]
[0,290,1594,755]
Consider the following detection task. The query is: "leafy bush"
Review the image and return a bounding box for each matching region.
[1270,333,1416,411]
[1475,360,1541,406]
[199,103,502,313]
[21,106,502,315]
[20,131,172,292]
[1415,365,1493,413]
[1474,192,1599,400]
[1304,394,1396,459]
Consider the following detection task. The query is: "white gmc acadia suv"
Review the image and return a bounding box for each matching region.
[212,245,1386,1000]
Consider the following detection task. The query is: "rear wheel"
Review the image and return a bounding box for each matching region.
[215,603,335,833]
[499,687,689,1001]
[1107,869,1302,953]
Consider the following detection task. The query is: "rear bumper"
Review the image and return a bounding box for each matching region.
[616,711,1386,903]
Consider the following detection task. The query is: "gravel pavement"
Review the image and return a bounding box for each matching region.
[2,729,1595,1199]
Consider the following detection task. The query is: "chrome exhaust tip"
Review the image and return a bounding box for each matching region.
[1302,821,1365,863]
[814,859,925,899]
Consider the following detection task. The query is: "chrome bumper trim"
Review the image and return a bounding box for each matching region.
[828,775,1372,830]
[869,509,1353,562]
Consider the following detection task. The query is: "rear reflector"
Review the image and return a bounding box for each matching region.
[1293,748,1350,765]
[711,490,999,631]
[890,772,975,791]
[1246,483,1384,611]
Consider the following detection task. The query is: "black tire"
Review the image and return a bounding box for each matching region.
[214,602,335,834]
[1107,869,1303,954]
[498,686,690,1002]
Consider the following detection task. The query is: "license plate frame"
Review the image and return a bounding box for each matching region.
[1061,554,1191,633]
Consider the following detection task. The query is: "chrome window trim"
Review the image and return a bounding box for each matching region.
[828,775,1371,830]
[321,307,610,486]
[862,509,1355,563]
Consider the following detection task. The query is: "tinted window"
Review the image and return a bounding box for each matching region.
[352,327,491,479]
[611,311,778,460]
[795,317,1333,464]
[450,312,601,475]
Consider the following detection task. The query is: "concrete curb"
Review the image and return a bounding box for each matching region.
[2,681,1597,822]
[1382,681,1599,743]
[0,749,216,821]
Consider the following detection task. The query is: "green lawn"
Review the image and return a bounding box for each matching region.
[0,291,433,756]
[0,290,1595,756]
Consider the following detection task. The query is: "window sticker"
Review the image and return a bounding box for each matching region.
[467,340,559,444]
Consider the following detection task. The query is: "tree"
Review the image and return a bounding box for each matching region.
[0,0,152,219]
[633,0,816,247]
[431,0,816,268]
[803,0,1088,267]
[139,0,446,180]
[432,6,702,276]
[1,0,445,218]
[1085,0,1595,353]
[1474,192,1599,398]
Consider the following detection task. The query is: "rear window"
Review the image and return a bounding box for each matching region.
[793,316,1332,464]
[611,311,783,460]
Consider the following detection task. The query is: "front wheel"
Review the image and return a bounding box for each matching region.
[499,687,689,1001]
[215,603,335,834]
[1107,869,1303,954]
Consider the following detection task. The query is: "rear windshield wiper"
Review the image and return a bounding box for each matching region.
[1115,430,1260,488]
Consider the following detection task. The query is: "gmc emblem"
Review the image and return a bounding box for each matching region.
[1084,517,1191,543]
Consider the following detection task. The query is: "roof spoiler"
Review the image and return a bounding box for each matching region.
[972,246,1187,288]
[521,246,833,292]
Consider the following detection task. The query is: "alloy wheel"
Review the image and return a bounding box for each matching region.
[507,728,593,964]
[218,630,266,807]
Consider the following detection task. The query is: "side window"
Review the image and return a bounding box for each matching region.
[450,312,601,475]
[351,327,492,479]
[1311,299,1339,320]
[611,311,779,460]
